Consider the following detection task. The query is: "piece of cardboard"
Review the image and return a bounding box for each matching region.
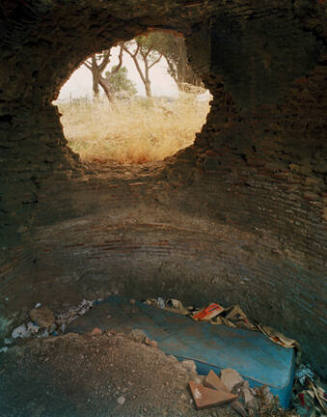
[189,381,237,409]
[204,370,247,417]
[204,370,229,392]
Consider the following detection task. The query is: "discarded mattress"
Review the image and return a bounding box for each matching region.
[67,296,295,408]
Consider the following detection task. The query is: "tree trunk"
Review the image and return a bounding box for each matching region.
[93,73,100,98]
[99,77,114,109]
[144,63,152,98]
[91,56,100,98]
[144,81,152,98]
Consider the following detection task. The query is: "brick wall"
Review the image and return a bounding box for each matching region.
[0,0,326,377]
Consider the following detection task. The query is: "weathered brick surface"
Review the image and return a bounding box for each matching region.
[0,0,326,378]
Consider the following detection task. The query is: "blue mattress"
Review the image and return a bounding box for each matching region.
[68,296,295,408]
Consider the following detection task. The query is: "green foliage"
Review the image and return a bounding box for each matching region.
[124,32,167,66]
[135,33,164,63]
[105,66,137,97]
[134,32,202,88]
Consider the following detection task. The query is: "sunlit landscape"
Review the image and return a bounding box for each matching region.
[58,93,210,164]
[56,33,211,163]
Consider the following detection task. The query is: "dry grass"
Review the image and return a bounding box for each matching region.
[57,94,211,164]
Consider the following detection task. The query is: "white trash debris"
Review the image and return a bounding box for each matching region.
[157,297,165,309]
[12,324,29,339]
[296,364,314,385]
[38,329,49,338]
[12,321,40,339]
[242,381,259,412]
[27,321,40,335]
[10,299,94,343]
[56,299,94,329]
[117,396,126,405]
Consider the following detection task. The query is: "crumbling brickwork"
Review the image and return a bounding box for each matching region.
[0,0,326,377]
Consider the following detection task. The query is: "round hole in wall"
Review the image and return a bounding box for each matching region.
[53,31,211,164]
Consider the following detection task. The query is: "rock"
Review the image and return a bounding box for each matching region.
[231,400,248,417]
[89,327,102,336]
[29,306,55,328]
[117,396,126,405]
[144,337,151,345]
[144,337,158,348]
[220,368,244,392]
[181,360,197,374]
[242,381,258,412]
[149,340,158,348]
[259,386,274,405]
[129,328,146,343]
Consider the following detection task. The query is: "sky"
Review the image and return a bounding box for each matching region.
[57,46,179,101]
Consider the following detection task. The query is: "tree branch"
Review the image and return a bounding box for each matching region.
[122,45,134,58]
[98,76,114,106]
[148,53,162,69]
[134,42,140,58]
[112,45,123,74]
[144,47,153,59]
[83,61,92,70]
[133,54,146,84]
[123,41,140,58]
[163,54,178,83]
[99,50,111,72]
[123,42,147,84]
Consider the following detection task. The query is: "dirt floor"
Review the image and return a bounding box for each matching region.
[0,329,297,417]
[0,331,238,417]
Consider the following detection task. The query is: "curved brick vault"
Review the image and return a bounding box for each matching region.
[0,1,327,377]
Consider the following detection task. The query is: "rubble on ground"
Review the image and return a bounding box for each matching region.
[189,368,272,416]
[7,299,94,344]
[29,306,55,329]
[293,364,327,417]
[1,295,326,416]
[0,332,236,417]
[189,380,237,409]
[144,297,297,348]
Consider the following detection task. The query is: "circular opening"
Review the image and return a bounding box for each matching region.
[54,31,211,164]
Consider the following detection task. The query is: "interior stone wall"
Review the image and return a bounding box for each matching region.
[0,0,326,378]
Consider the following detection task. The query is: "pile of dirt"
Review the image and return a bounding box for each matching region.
[0,331,235,417]
[0,330,298,417]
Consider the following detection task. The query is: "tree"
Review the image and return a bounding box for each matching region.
[84,50,111,99]
[104,66,137,98]
[155,33,203,91]
[84,45,124,104]
[122,33,164,98]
